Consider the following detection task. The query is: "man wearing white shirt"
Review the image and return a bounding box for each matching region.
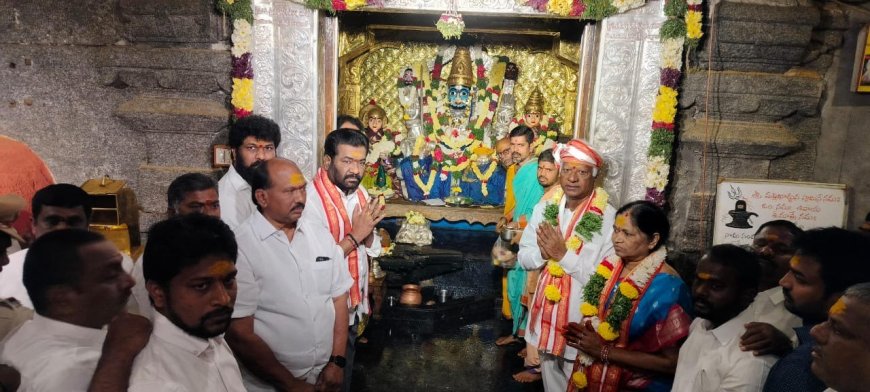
[0,229,135,392]
[0,184,110,308]
[674,245,777,392]
[129,173,221,320]
[126,214,244,392]
[517,139,615,392]
[302,128,385,392]
[227,158,353,392]
[740,220,803,357]
[218,115,281,230]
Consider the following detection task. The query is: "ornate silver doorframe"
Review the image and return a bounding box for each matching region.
[252,0,665,203]
[589,1,666,206]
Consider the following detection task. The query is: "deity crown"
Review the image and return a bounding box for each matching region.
[447,47,475,88]
[524,87,545,114]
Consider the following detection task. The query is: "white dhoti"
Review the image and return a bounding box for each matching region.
[540,353,574,392]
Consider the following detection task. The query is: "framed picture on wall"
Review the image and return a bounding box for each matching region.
[213,144,233,168]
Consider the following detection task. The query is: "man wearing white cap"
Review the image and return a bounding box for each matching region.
[518,139,616,392]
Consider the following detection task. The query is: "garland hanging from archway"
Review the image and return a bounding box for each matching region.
[215,0,704,206]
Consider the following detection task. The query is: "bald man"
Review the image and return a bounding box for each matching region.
[227,158,352,392]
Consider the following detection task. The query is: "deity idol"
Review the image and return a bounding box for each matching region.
[359,101,402,197]
[492,62,519,140]
[397,66,425,158]
[510,88,560,155]
[459,145,506,206]
[446,47,476,135]
[399,138,449,201]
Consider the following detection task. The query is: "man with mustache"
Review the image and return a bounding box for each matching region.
[495,125,545,347]
[673,244,777,391]
[219,115,281,230]
[130,172,222,320]
[302,128,385,392]
[227,158,352,392]
[126,214,244,391]
[739,220,803,358]
[513,148,560,384]
[0,229,136,391]
[809,283,870,392]
[761,228,870,392]
[517,139,614,392]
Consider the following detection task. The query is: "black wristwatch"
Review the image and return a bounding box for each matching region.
[328,355,347,368]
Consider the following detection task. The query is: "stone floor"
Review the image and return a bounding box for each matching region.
[351,317,545,392]
[351,223,544,391]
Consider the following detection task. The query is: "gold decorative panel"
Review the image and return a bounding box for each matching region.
[339,31,580,134]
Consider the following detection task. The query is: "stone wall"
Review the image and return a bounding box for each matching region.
[0,0,231,231]
[668,0,870,271]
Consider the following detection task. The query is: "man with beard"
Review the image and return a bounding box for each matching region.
[125,214,245,391]
[495,126,545,347]
[739,220,803,357]
[762,228,870,392]
[537,148,560,201]
[513,148,560,384]
[227,158,352,392]
[0,229,136,391]
[673,244,777,391]
[219,115,281,230]
[809,283,870,392]
[302,128,385,392]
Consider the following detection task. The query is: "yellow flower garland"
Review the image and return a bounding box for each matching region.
[571,370,588,389]
[595,264,612,279]
[652,86,678,124]
[231,78,254,112]
[566,235,582,252]
[412,169,437,197]
[547,0,573,16]
[686,11,703,40]
[618,282,639,300]
[547,261,565,278]
[580,302,598,317]
[544,284,562,302]
[345,0,367,10]
[598,321,620,341]
[471,160,497,196]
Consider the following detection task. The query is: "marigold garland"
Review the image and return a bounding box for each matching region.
[572,370,588,389]
[547,261,565,278]
[540,188,608,305]
[544,284,562,302]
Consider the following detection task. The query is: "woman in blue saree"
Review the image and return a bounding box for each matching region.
[565,201,693,392]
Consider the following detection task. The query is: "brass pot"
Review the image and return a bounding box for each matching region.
[400,284,422,306]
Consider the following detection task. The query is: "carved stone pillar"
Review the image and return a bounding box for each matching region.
[252,0,336,179]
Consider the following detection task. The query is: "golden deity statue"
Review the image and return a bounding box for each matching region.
[360,100,403,197]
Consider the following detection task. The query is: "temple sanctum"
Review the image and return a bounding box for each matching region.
[2,0,870,391]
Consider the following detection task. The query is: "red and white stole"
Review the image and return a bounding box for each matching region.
[313,168,367,307]
[529,190,595,356]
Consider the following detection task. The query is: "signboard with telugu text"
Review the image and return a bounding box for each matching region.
[713,179,848,246]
